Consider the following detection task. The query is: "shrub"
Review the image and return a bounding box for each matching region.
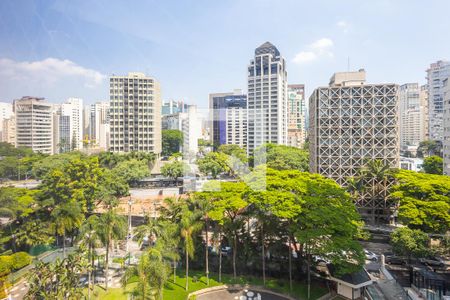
[0,256,13,276]
[11,252,32,270]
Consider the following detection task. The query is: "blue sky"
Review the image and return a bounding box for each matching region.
[0,0,449,107]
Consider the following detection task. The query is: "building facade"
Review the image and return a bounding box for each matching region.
[309,70,399,221]
[398,83,427,155]
[247,42,288,154]
[420,85,429,141]
[1,117,15,145]
[162,100,188,116]
[109,72,161,153]
[88,101,110,150]
[14,96,53,154]
[0,102,13,139]
[209,90,247,149]
[443,78,450,175]
[426,60,450,141]
[287,84,306,148]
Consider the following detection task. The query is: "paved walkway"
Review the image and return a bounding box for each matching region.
[197,289,291,300]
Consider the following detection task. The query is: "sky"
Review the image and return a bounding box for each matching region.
[0,0,449,107]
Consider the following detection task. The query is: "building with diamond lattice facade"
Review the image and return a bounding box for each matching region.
[309,70,399,221]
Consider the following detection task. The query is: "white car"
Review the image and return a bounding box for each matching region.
[364,249,378,261]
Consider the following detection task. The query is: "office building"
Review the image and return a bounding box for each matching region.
[0,102,13,138]
[2,117,15,145]
[420,85,429,140]
[309,70,399,221]
[287,84,306,148]
[109,72,161,153]
[398,83,427,156]
[182,105,202,156]
[426,60,450,141]
[88,101,110,150]
[52,98,84,153]
[443,78,450,175]
[247,42,288,154]
[14,96,53,154]
[209,90,247,149]
[162,100,188,115]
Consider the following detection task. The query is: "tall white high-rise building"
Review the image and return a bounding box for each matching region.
[399,83,427,155]
[2,117,15,145]
[14,97,53,154]
[247,42,288,154]
[109,72,161,153]
[443,78,450,175]
[88,101,110,150]
[426,60,450,141]
[309,70,399,221]
[0,102,13,138]
[52,98,84,153]
[182,105,202,156]
[209,90,247,149]
[287,84,306,148]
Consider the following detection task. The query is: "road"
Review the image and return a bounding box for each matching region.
[9,281,28,300]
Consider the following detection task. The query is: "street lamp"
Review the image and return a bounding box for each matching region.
[126,197,132,265]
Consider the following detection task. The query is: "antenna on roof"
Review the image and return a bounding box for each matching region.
[347,56,350,72]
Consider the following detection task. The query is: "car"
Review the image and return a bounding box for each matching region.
[221,246,231,256]
[385,255,407,265]
[364,249,378,261]
[419,257,445,267]
[312,255,330,264]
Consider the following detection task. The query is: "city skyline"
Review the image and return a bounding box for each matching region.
[1,0,450,106]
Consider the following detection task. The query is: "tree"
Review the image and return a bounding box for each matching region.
[417,140,442,158]
[162,129,183,156]
[97,209,127,290]
[201,181,248,279]
[392,170,450,233]
[32,151,85,179]
[51,201,84,257]
[134,216,163,247]
[197,152,230,179]
[217,145,248,163]
[78,215,102,300]
[390,227,429,262]
[179,208,202,290]
[122,248,169,300]
[112,158,150,185]
[161,161,190,179]
[25,252,87,299]
[422,155,443,174]
[15,220,54,248]
[253,143,309,171]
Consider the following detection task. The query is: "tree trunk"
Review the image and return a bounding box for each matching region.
[205,219,209,286]
[307,245,311,300]
[105,238,110,290]
[233,233,237,279]
[261,223,266,286]
[173,258,176,283]
[219,231,222,282]
[63,231,66,258]
[88,244,92,300]
[288,239,292,292]
[185,247,189,291]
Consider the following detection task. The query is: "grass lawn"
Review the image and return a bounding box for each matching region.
[86,270,327,300]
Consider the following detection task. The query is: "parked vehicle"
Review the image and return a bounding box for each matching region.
[419,256,445,267]
[364,249,378,261]
[385,255,407,265]
[221,246,231,256]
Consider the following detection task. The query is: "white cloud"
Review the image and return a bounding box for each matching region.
[0,58,105,88]
[292,38,334,65]
[336,20,350,33]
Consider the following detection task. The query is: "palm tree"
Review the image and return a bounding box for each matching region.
[122,248,169,300]
[98,209,127,290]
[191,195,212,285]
[78,215,102,300]
[134,215,163,247]
[51,201,84,257]
[179,210,202,291]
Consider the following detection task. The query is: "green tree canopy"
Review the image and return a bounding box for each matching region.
[253,144,309,171]
[112,158,150,185]
[390,227,429,259]
[162,129,183,156]
[422,155,443,174]
[32,151,86,179]
[161,160,190,179]
[392,170,450,233]
[197,152,230,179]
